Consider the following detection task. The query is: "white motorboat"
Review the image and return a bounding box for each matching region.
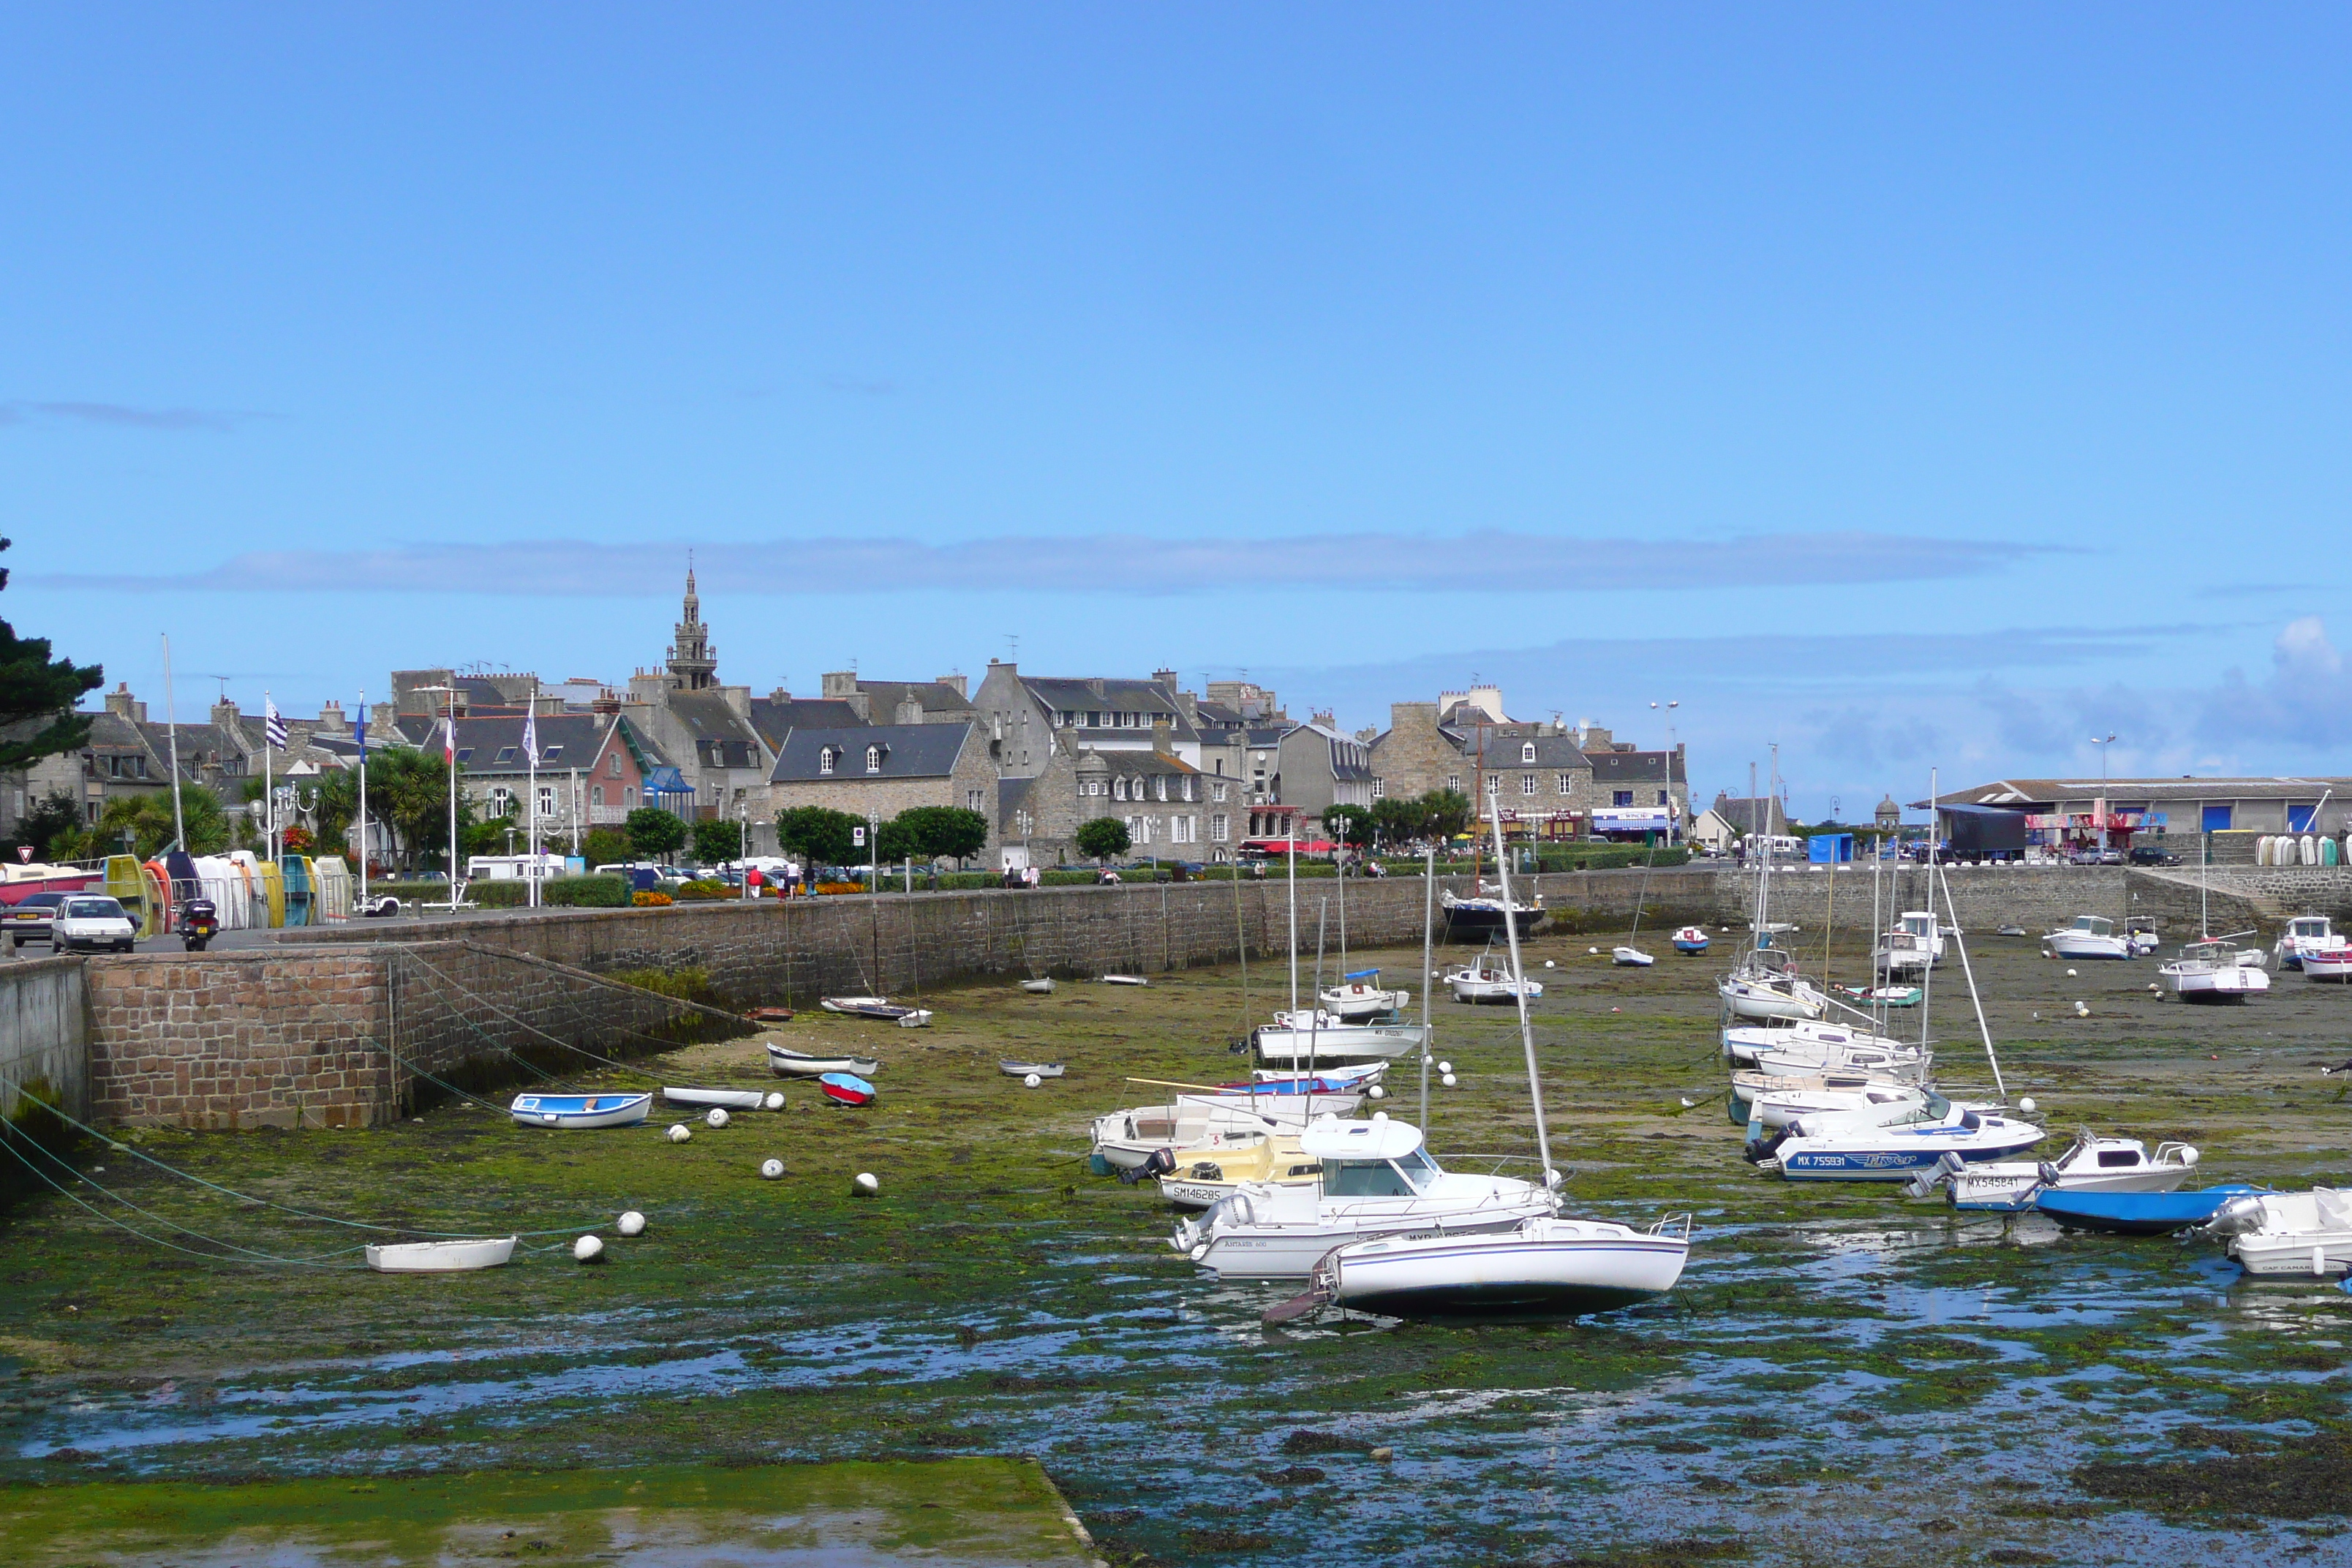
[1929,1131,2199,1211]
[766,1044,883,1078]
[1872,911,1945,973]
[1671,926,1711,955]
[2205,1188,2352,1277]
[1717,946,1827,1022]
[1170,1117,1553,1279]
[1090,1096,1311,1171]
[1612,946,1654,968]
[1734,1072,1935,1133]
[1315,1213,1691,1321]
[2274,915,2345,972]
[1446,961,1543,1003]
[2040,916,2132,961]
[1752,1093,2046,1181]
[1439,886,1545,938]
[1319,968,1410,1020]
[2160,938,2272,1003]
[364,1236,517,1273]
[1722,1018,1917,1070]
[2304,947,2352,982]
[1252,1010,1429,1065]
[662,1085,776,1111]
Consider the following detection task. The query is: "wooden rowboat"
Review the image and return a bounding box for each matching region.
[999,1060,1065,1078]
[819,1071,877,1107]
[508,1093,651,1129]
[766,1044,882,1078]
[366,1236,517,1273]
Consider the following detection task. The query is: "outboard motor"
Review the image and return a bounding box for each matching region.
[1118,1147,1178,1186]
[2204,1193,2270,1237]
[1743,1126,1790,1165]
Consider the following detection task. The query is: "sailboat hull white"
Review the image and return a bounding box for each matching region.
[1718,976,1825,1021]
[1188,1194,1555,1279]
[1253,1022,1428,1063]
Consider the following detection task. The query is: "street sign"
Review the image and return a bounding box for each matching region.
[853,826,866,847]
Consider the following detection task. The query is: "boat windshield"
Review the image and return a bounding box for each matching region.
[1393,1147,1441,1191]
[1323,1158,1418,1198]
[1922,1093,1953,1120]
[2074,917,2112,935]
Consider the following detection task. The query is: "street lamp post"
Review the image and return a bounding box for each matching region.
[2091,733,2118,860]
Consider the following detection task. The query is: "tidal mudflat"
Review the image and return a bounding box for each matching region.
[4,924,2351,1566]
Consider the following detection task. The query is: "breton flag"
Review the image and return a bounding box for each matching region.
[265,698,288,750]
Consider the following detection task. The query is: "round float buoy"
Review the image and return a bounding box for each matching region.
[853,1172,879,1196]
[1441,1073,1458,1088]
[2065,968,2078,977]
[617,1210,646,1237]
[1367,1085,1385,1100]
[764,1092,785,1111]
[2019,1097,2038,1114]
[1023,1073,1041,1088]
[1545,960,1557,969]
[1588,946,1600,956]
[706,1108,730,1129]
[666,1123,692,1144]
[760,1158,785,1180]
[1437,1060,1453,1074]
[1371,1111,1388,1123]
[573,1235,604,1263]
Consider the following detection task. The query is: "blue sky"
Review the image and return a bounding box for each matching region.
[9,4,2352,815]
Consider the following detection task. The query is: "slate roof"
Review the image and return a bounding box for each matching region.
[747,697,867,750]
[997,774,1035,828]
[770,723,974,783]
[396,714,622,777]
[1588,748,1686,788]
[1703,796,1786,834]
[664,690,768,770]
[1485,734,1590,770]
[1021,677,1200,739]
[856,679,973,717]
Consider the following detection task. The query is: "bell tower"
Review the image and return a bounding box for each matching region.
[666,564,718,690]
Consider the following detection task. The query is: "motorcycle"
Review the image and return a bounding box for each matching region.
[178,897,219,952]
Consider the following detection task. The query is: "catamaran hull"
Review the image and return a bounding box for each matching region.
[1327,1227,1688,1319]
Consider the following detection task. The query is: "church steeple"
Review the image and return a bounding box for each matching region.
[666,561,718,691]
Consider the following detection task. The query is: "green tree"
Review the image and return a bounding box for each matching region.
[583,826,633,867]
[1323,804,1373,851]
[1074,815,1131,865]
[80,786,227,859]
[625,807,689,861]
[1420,788,1474,843]
[355,747,476,873]
[5,788,85,860]
[886,805,990,867]
[774,805,862,870]
[0,538,104,772]
[691,815,748,865]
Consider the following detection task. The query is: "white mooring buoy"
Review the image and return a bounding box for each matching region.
[1023,1073,1041,1088]
[760,1158,785,1180]
[666,1123,692,1144]
[853,1172,880,1196]
[573,1235,605,1264]
[705,1108,730,1129]
[617,1210,646,1237]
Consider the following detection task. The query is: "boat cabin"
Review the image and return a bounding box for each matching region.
[2065,916,2114,937]
[1298,1117,1445,1198]
[2288,916,2334,943]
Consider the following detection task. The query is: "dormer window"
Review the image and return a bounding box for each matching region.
[865,745,882,773]
[819,747,837,775]
[542,745,561,760]
[1520,742,1537,764]
[496,747,517,764]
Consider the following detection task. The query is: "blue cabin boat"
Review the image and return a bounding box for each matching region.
[2033,1183,2266,1237]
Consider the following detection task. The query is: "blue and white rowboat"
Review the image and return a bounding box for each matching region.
[508,1092,652,1130]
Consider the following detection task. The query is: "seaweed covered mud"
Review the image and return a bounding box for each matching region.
[4,925,2351,1565]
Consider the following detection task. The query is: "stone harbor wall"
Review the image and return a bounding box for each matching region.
[0,956,91,1122]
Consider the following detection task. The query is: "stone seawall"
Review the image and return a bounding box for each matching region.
[0,957,90,1122]
[83,943,701,1130]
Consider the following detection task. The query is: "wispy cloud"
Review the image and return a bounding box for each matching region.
[27,529,2057,596]
[2,400,269,432]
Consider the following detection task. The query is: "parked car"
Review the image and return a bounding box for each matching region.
[2127,846,2182,867]
[6,892,68,949]
[2068,848,2125,866]
[51,894,137,954]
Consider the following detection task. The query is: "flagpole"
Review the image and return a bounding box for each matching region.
[527,680,540,909]
[161,634,184,851]
[356,688,369,912]
[446,698,459,906]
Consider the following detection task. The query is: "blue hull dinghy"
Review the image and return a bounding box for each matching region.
[509,1092,652,1129]
[2033,1183,2267,1236]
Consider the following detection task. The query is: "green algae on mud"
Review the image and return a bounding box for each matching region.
[5,930,2352,1564]
[0,1459,1098,1567]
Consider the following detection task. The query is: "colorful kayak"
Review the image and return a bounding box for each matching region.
[818,1072,877,1107]
[508,1092,652,1129]
[2032,1183,2267,1237]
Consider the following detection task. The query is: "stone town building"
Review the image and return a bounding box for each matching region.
[765,723,998,849]
[1689,794,1792,853]
[617,570,776,832]
[1274,719,1379,823]
[816,671,974,725]
[1583,738,1689,839]
[968,661,1204,777]
[1480,732,1595,839]
[389,712,666,852]
[999,730,1211,865]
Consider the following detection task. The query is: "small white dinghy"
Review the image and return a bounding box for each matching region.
[1100,974,1149,986]
[999,1059,1065,1079]
[1612,946,1654,968]
[1319,970,1410,1020]
[366,1236,517,1273]
[1019,978,1055,994]
[2206,1188,2352,1277]
[820,996,927,1022]
[1446,961,1542,1003]
[766,1044,882,1078]
[894,1009,934,1028]
[663,1086,772,1111]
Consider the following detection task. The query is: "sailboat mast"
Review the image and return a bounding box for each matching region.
[1488,788,1553,1186]
[1919,767,1937,1059]
[1420,838,1436,1133]
[1286,837,1299,1012]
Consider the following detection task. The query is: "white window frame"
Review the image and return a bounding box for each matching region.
[865,745,881,774]
[818,748,836,776]
[1558,773,1575,794]
[1521,772,1538,796]
[1211,813,1229,842]
[1521,742,1537,764]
